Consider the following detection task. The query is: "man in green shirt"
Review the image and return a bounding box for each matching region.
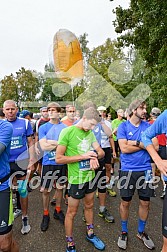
[56,107,105,252]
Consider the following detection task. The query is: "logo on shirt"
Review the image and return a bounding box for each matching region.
[128,132,133,136]
[0,220,7,228]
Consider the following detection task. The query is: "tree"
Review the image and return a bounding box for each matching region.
[0,67,41,107]
[113,0,167,110]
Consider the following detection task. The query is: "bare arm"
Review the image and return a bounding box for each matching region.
[92,141,105,159]
[127,137,159,151]
[109,136,116,158]
[56,145,98,164]
[118,139,141,154]
[27,136,36,170]
[101,121,112,136]
[146,144,167,176]
[39,138,58,151]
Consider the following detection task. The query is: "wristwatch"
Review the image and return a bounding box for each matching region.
[136,140,140,147]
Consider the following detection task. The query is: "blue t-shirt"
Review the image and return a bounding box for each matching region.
[39,121,67,165]
[8,117,33,162]
[0,120,13,191]
[117,120,151,171]
[93,123,103,146]
[142,110,167,147]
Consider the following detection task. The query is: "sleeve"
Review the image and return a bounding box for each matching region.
[58,127,69,146]
[26,120,33,137]
[117,122,127,140]
[38,124,46,140]
[142,110,167,147]
[0,122,13,147]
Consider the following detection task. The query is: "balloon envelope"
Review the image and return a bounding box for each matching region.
[53,29,84,85]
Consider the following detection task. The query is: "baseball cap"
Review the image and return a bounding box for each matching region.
[151,107,161,117]
[19,110,30,118]
[97,106,106,111]
[117,109,124,116]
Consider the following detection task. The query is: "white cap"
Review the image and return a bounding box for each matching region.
[97,106,106,111]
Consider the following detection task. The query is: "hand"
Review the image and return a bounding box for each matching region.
[81,151,97,160]
[90,158,99,170]
[155,159,167,176]
[112,128,118,135]
[112,151,117,158]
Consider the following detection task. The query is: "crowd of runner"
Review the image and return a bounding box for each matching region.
[0,99,167,252]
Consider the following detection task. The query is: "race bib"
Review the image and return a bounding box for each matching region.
[79,159,91,171]
[48,150,56,161]
[11,136,23,149]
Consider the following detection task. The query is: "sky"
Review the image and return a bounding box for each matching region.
[0,0,129,79]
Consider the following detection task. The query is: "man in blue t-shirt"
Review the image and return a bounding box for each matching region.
[38,102,67,231]
[117,99,158,250]
[3,100,35,235]
[0,119,19,251]
[141,109,167,252]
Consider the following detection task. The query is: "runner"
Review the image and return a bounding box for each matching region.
[3,100,35,235]
[141,109,167,252]
[56,107,105,252]
[117,99,158,250]
[0,119,19,252]
[38,102,67,231]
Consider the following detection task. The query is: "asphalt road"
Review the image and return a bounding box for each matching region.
[13,164,163,252]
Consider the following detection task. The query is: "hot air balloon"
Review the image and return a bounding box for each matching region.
[53,29,84,86]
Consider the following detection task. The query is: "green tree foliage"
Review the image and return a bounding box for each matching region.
[113,0,167,111]
[0,67,41,107]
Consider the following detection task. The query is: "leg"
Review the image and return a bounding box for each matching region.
[42,189,50,211]
[84,192,94,225]
[162,236,167,252]
[138,199,150,221]
[0,231,19,252]
[65,197,80,237]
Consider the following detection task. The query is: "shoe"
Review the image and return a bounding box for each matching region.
[98,208,114,223]
[41,215,50,231]
[53,209,65,224]
[117,232,128,250]
[21,216,31,234]
[86,233,105,250]
[160,190,166,199]
[66,245,76,252]
[14,208,22,219]
[107,188,117,197]
[50,198,56,206]
[137,232,155,250]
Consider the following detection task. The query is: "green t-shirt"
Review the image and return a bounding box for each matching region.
[111,118,126,141]
[58,125,97,184]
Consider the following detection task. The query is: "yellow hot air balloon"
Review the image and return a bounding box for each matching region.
[53,29,84,85]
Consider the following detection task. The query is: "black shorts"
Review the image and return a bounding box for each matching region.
[119,170,154,199]
[0,188,13,235]
[68,179,97,199]
[41,164,67,189]
[114,140,120,155]
[162,187,167,238]
[103,147,112,164]
[95,158,106,193]
[10,159,29,178]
